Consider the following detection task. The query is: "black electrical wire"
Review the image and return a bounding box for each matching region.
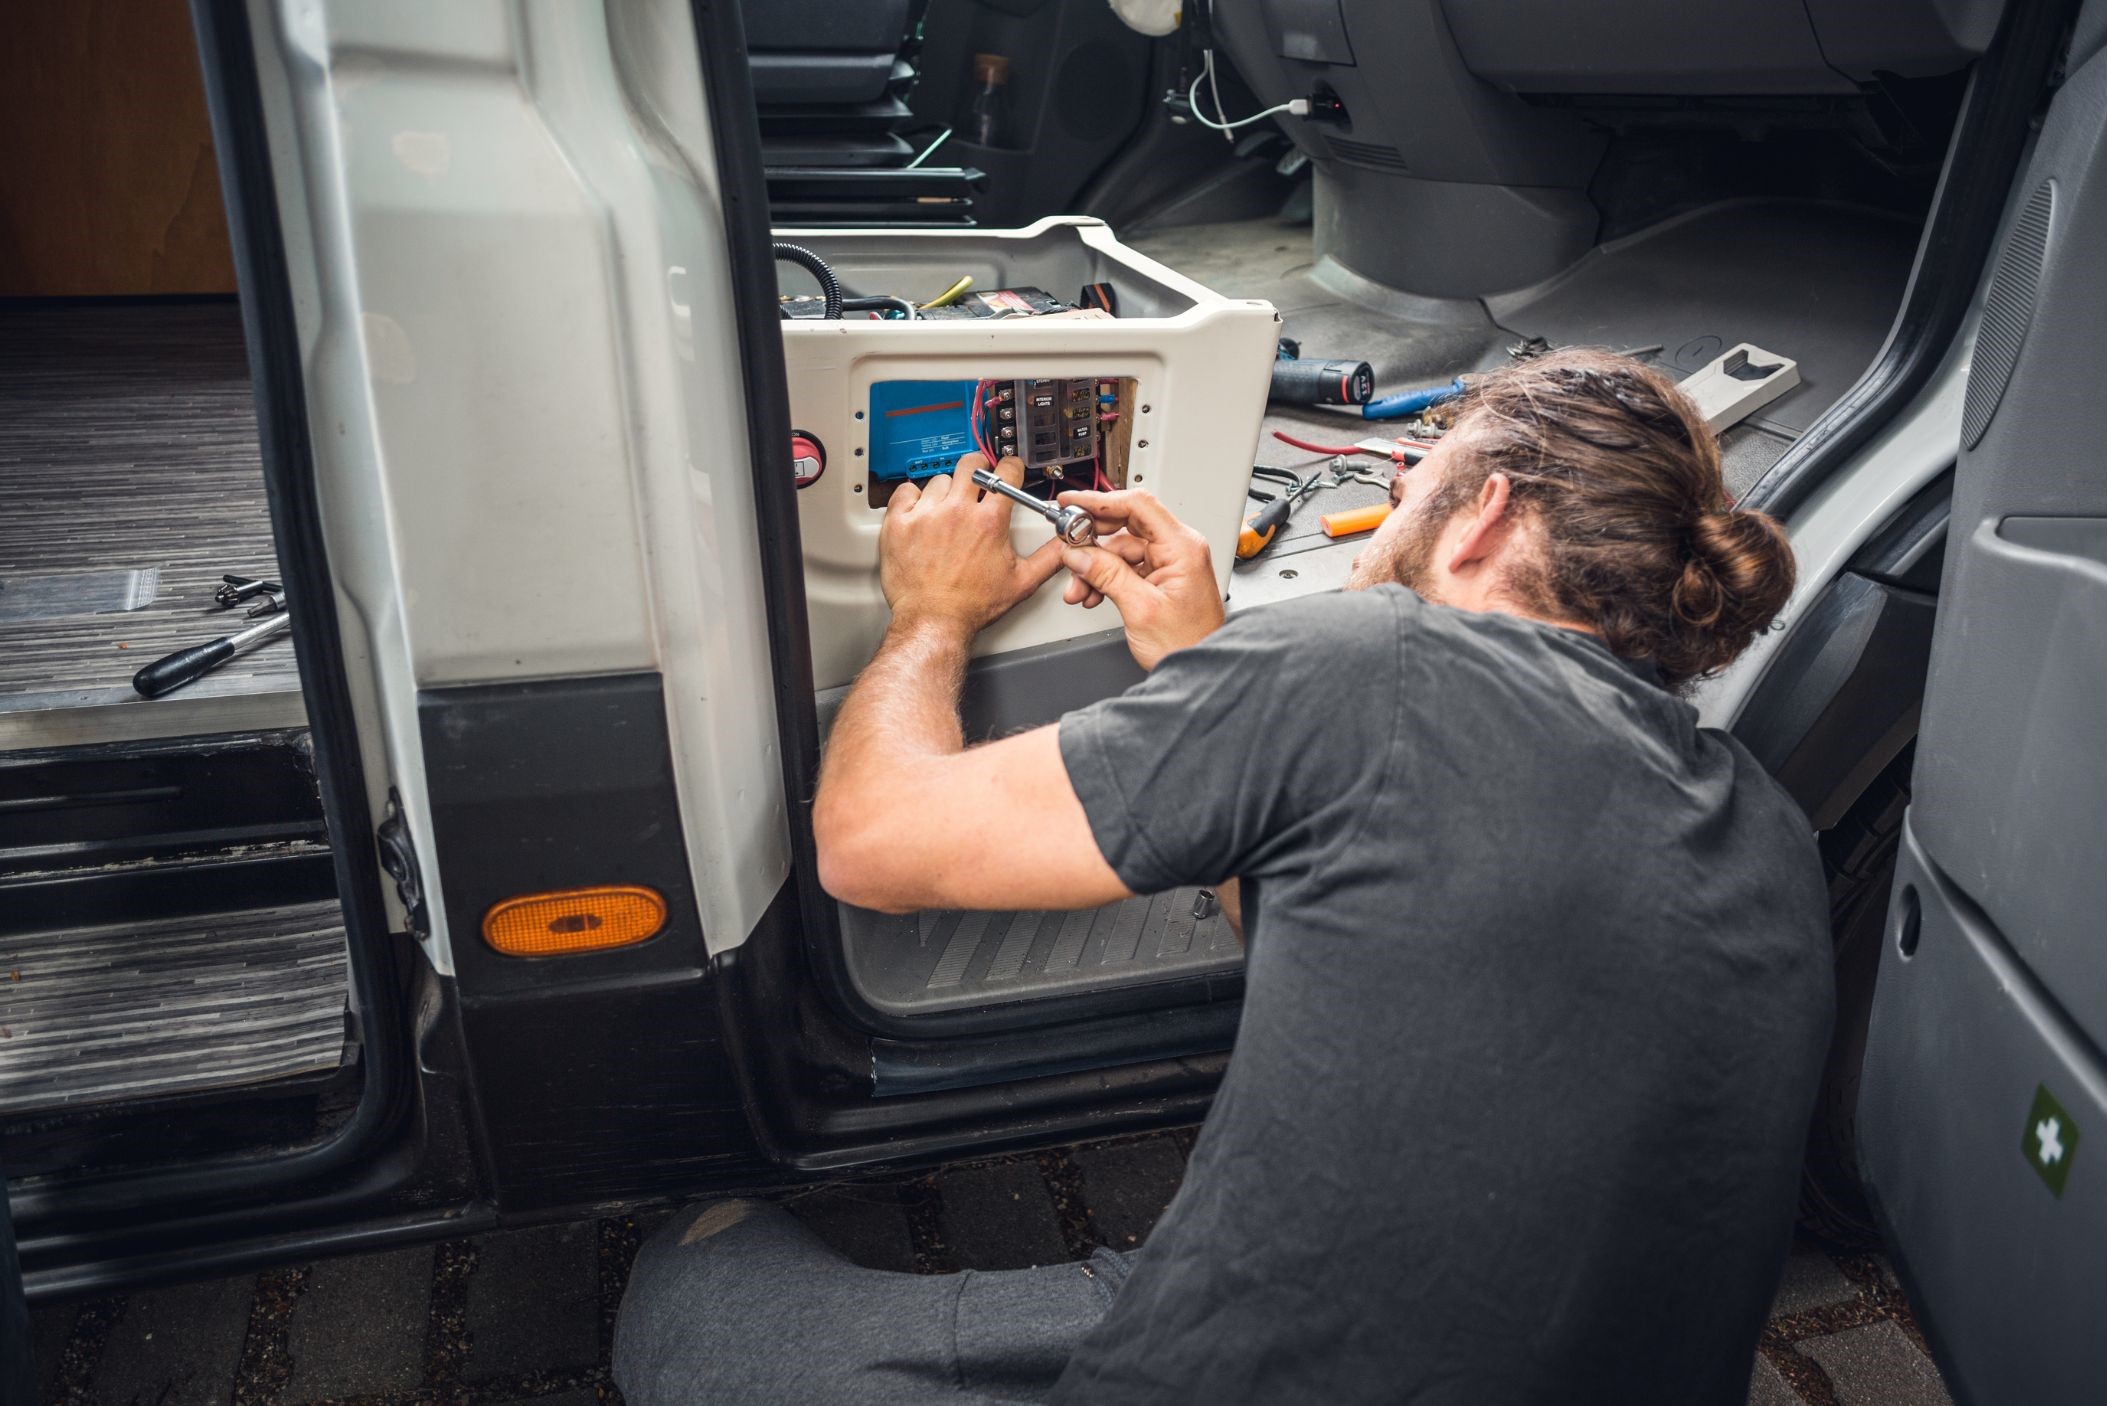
[1248,464,1316,502]
[772,241,842,319]
[840,295,917,319]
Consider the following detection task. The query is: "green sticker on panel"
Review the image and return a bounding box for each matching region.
[2022,1083,2079,1197]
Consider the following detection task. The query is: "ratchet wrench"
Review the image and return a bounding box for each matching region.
[970,468,1097,548]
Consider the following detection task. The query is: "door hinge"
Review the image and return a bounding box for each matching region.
[375,788,431,942]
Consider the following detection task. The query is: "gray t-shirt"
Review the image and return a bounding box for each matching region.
[1051,585,1832,1406]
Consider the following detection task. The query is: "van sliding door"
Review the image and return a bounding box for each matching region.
[1853,15,2107,1399]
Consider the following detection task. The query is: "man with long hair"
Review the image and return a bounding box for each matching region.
[619,350,1830,1406]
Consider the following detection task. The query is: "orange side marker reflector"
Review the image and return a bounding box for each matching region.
[482,885,667,957]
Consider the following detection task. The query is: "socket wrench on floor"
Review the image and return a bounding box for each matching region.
[970,468,1097,548]
[133,611,292,698]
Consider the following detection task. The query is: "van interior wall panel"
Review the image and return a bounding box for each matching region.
[0,0,237,297]
[0,302,302,748]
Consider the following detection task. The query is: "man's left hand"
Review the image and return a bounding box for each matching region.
[880,453,1066,636]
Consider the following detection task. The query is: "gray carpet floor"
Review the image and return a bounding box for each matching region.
[0,301,303,749]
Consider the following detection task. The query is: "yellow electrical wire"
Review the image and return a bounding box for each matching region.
[919,275,973,310]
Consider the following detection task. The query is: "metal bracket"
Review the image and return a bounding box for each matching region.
[375,788,430,942]
[1678,342,1801,433]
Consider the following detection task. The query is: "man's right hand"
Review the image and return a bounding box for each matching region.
[1053,488,1225,671]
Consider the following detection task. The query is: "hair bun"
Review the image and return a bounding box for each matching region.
[1668,509,1797,673]
[1447,347,1800,690]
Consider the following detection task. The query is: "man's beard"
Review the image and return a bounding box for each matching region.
[1346,501,1447,599]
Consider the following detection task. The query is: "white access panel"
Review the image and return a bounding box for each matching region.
[779,219,1281,691]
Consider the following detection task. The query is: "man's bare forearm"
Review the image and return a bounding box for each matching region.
[819,614,974,821]
[814,610,1128,915]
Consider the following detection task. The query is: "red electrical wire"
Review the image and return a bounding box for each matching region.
[1271,428,1441,460]
[1271,429,1369,457]
[970,379,996,462]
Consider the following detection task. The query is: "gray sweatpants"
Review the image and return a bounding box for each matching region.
[614,1200,1134,1405]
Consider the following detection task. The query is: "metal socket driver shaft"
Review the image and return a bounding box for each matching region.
[970,468,1097,547]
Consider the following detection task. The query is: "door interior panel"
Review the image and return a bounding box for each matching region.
[1859,828,2107,1403]
[1908,515,2107,1042]
[1856,14,2107,1399]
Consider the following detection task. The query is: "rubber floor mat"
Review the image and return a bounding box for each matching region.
[843,888,1242,1016]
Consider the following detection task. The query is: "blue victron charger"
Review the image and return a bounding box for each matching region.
[867,380,981,481]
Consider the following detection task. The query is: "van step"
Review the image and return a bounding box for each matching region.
[0,730,324,879]
[0,899,347,1114]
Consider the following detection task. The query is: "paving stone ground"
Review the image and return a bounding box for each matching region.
[283,1246,431,1399]
[461,1225,601,1384]
[26,1132,1951,1405]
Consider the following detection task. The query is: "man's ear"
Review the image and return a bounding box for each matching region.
[1446,472,1516,574]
